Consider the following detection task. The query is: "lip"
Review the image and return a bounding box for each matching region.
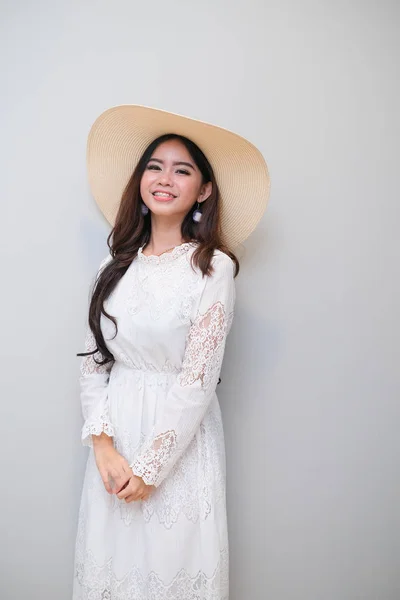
[152,191,176,202]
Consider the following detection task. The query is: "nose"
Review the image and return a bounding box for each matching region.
[158,169,173,186]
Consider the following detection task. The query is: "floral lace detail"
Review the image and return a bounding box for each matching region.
[179,301,227,391]
[131,430,177,486]
[127,294,233,488]
[80,328,113,376]
[128,245,199,322]
[80,325,115,446]
[137,242,195,264]
[75,251,234,599]
[141,432,212,528]
[79,402,225,530]
[74,546,228,600]
[109,404,225,530]
[74,501,228,600]
[82,413,115,443]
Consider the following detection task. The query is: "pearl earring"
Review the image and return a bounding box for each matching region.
[141,203,149,215]
[192,201,202,223]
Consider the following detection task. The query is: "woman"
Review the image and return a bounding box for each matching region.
[73,105,270,600]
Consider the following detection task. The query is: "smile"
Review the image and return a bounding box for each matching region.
[152,192,176,200]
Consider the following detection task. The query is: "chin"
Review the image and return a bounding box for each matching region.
[148,198,181,213]
[150,202,175,213]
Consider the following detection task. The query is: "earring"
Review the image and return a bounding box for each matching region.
[192,201,202,223]
[141,203,149,215]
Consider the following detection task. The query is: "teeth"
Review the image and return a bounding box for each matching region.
[154,192,173,197]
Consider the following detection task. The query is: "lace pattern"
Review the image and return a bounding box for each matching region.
[75,250,234,599]
[137,242,195,264]
[80,326,115,445]
[179,301,227,390]
[74,497,228,600]
[127,245,200,323]
[108,406,225,530]
[80,329,113,376]
[130,430,177,485]
[82,413,115,443]
[74,545,228,600]
[130,278,234,488]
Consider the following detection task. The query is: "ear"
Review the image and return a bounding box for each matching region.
[198,181,212,203]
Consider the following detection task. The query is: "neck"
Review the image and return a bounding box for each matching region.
[145,218,186,256]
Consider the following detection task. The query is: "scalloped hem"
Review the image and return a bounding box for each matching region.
[81,421,115,448]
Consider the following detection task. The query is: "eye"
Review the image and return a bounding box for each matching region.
[147,164,161,170]
[176,169,190,175]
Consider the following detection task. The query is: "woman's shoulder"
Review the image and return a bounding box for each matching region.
[189,244,234,269]
[212,247,233,261]
[204,249,236,285]
[186,244,236,285]
[211,248,235,270]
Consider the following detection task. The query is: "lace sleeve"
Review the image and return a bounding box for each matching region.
[130,252,236,487]
[80,255,115,447]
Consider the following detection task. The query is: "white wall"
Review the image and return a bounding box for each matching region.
[1,1,399,598]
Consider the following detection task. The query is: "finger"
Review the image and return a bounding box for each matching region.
[124,494,137,503]
[99,471,113,494]
[113,471,131,493]
[116,487,129,500]
[115,479,129,495]
[103,481,113,494]
[117,480,133,500]
[121,486,142,502]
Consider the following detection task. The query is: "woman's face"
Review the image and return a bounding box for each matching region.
[140,139,212,221]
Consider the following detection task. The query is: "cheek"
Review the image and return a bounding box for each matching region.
[140,172,151,195]
[180,178,201,201]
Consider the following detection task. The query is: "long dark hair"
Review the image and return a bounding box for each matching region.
[78,133,240,367]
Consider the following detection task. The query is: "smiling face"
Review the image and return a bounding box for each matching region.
[139,138,212,222]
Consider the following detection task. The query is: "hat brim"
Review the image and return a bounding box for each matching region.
[87,104,270,249]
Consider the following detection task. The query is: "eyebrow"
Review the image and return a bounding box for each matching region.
[147,158,195,171]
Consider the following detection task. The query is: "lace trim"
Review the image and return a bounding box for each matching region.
[110,407,224,529]
[137,242,195,265]
[179,301,227,391]
[74,545,228,600]
[82,417,115,446]
[128,244,199,322]
[130,430,177,486]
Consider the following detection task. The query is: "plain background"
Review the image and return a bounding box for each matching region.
[1,1,399,598]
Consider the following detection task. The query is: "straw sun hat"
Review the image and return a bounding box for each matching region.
[87,104,270,250]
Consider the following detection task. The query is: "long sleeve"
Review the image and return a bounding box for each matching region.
[130,251,236,487]
[80,255,115,447]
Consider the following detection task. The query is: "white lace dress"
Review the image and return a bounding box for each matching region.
[72,242,236,600]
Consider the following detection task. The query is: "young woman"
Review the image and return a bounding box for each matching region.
[73,105,270,600]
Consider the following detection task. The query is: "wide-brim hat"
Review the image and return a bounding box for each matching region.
[86,104,270,249]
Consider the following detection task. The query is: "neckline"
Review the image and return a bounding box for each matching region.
[137,242,195,264]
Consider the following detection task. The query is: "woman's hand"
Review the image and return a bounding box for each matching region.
[92,433,132,494]
[116,473,156,503]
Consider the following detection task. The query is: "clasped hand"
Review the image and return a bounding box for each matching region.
[93,433,155,502]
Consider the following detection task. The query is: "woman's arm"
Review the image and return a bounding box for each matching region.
[79,256,115,447]
[79,255,133,494]
[130,252,236,488]
[80,327,114,446]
